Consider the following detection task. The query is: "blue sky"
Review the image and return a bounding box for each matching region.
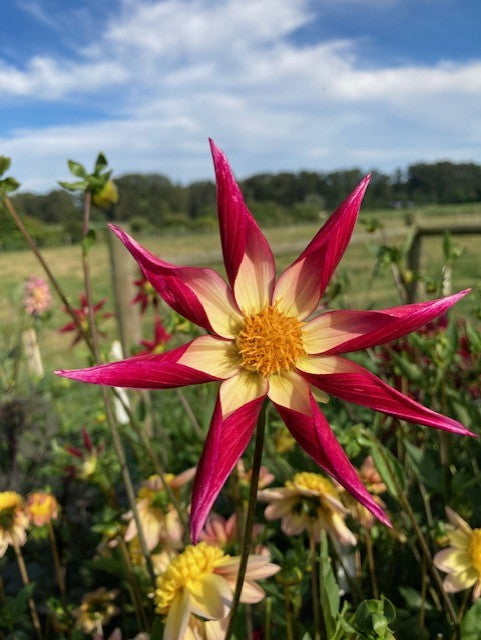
[1,0,480,191]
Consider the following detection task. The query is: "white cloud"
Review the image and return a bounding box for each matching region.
[2,0,481,191]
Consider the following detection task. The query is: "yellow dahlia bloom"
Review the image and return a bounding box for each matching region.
[73,587,119,634]
[154,542,279,640]
[434,507,481,599]
[25,492,59,526]
[258,472,356,545]
[124,469,195,551]
[0,491,28,556]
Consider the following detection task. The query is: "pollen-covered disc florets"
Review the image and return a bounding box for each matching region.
[155,542,225,614]
[469,529,481,576]
[236,305,305,376]
[288,472,338,497]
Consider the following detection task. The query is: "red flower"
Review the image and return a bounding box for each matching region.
[59,294,113,345]
[132,272,159,315]
[138,318,171,355]
[57,140,472,543]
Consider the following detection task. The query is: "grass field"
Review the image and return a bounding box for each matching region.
[2,201,481,372]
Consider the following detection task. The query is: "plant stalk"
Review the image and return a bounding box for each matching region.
[224,401,267,640]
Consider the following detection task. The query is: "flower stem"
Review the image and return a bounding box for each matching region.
[48,522,66,603]
[364,530,379,599]
[13,541,43,640]
[309,535,322,640]
[224,401,267,640]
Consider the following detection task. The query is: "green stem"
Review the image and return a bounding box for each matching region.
[13,541,43,640]
[309,534,322,640]
[224,401,267,640]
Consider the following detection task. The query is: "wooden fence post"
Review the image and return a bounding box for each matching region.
[106,224,141,356]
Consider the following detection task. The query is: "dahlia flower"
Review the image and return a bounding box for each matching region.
[0,491,28,556]
[59,293,112,345]
[57,140,472,542]
[124,469,195,551]
[154,542,279,640]
[258,471,356,545]
[434,507,481,599]
[138,318,171,354]
[23,275,52,316]
[25,492,59,526]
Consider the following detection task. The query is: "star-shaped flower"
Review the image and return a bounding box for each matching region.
[57,140,472,542]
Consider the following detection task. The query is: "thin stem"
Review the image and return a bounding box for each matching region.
[13,541,43,640]
[284,588,294,640]
[224,401,267,640]
[48,522,66,603]
[264,597,272,640]
[117,537,150,632]
[176,389,203,438]
[309,534,322,640]
[370,433,457,627]
[364,530,379,599]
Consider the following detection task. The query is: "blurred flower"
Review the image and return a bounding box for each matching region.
[65,426,104,480]
[434,507,481,600]
[132,272,159,315]
[273,425,296,454]
[0,491,28,556]
[23,276,51,316]
[91,179,118,210]
[74,587,119,634]
[25,492,59,526]
[237,459,274,491]
[341,456,387,530]
[199,512,267,557]
[124,469,195,551]
[138,318,171,355]
[154,542,279,640]
[59,294,112,345]
[58,140,471,544]
[259,472,356,545]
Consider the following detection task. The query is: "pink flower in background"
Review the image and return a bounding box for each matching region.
[138,318,171,355]
[132,272,159,315]
[59,294,113,345]
[24,276,51,316]
[57,140,472,543]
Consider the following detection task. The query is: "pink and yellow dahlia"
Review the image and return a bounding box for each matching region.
[57,140,472,543]
[434,507,481,600]
[154,542,279,640]
[25,492,59,526]
[258,471,356,545]
[0,491,28,556]
[23,275,52,316]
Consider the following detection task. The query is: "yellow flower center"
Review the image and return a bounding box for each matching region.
[236,305,305,377]
[155,543,225,614]
[288,472,338,498]
[0,492,23,530]
[469,529,481,576]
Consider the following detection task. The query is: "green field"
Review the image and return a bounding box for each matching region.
[2,201,481,372]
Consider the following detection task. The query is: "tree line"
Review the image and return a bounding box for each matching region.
[3,160,481,249]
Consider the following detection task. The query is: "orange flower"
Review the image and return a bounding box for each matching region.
[25,492,59,526]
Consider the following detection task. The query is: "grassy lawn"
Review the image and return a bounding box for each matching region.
[1,201,481,372]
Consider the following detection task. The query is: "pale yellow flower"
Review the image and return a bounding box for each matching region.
[154,542,279,640]
[25,492,59,526]
[0,491,28,556]
[124,469,195,551]
[74,587,119,634]
[434,507,481,599]
[258,472,356,545]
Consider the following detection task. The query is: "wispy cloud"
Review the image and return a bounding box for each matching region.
[2,0,481,191]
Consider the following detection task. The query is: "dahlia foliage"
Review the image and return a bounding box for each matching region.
[58,140,471,543]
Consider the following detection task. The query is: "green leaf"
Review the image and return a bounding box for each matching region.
[0,176,20,194]
[67,159,87,178]
[319,530,340,637]
[82,228,97,254]
[0,156,11,175]
[95,152,108,172]
[368,435,405,500]
[461,599,481,639]
[58,179,88,192]
[150,617,164,640]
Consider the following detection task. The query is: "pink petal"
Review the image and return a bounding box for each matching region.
[273,394,391,527]
[273,176,370,319]
[109,224,242,338]
[56,342,223,389]
[210,140,275,314]
[309,290,469,355]
[190,394,266,543]
[302,356,474,436]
